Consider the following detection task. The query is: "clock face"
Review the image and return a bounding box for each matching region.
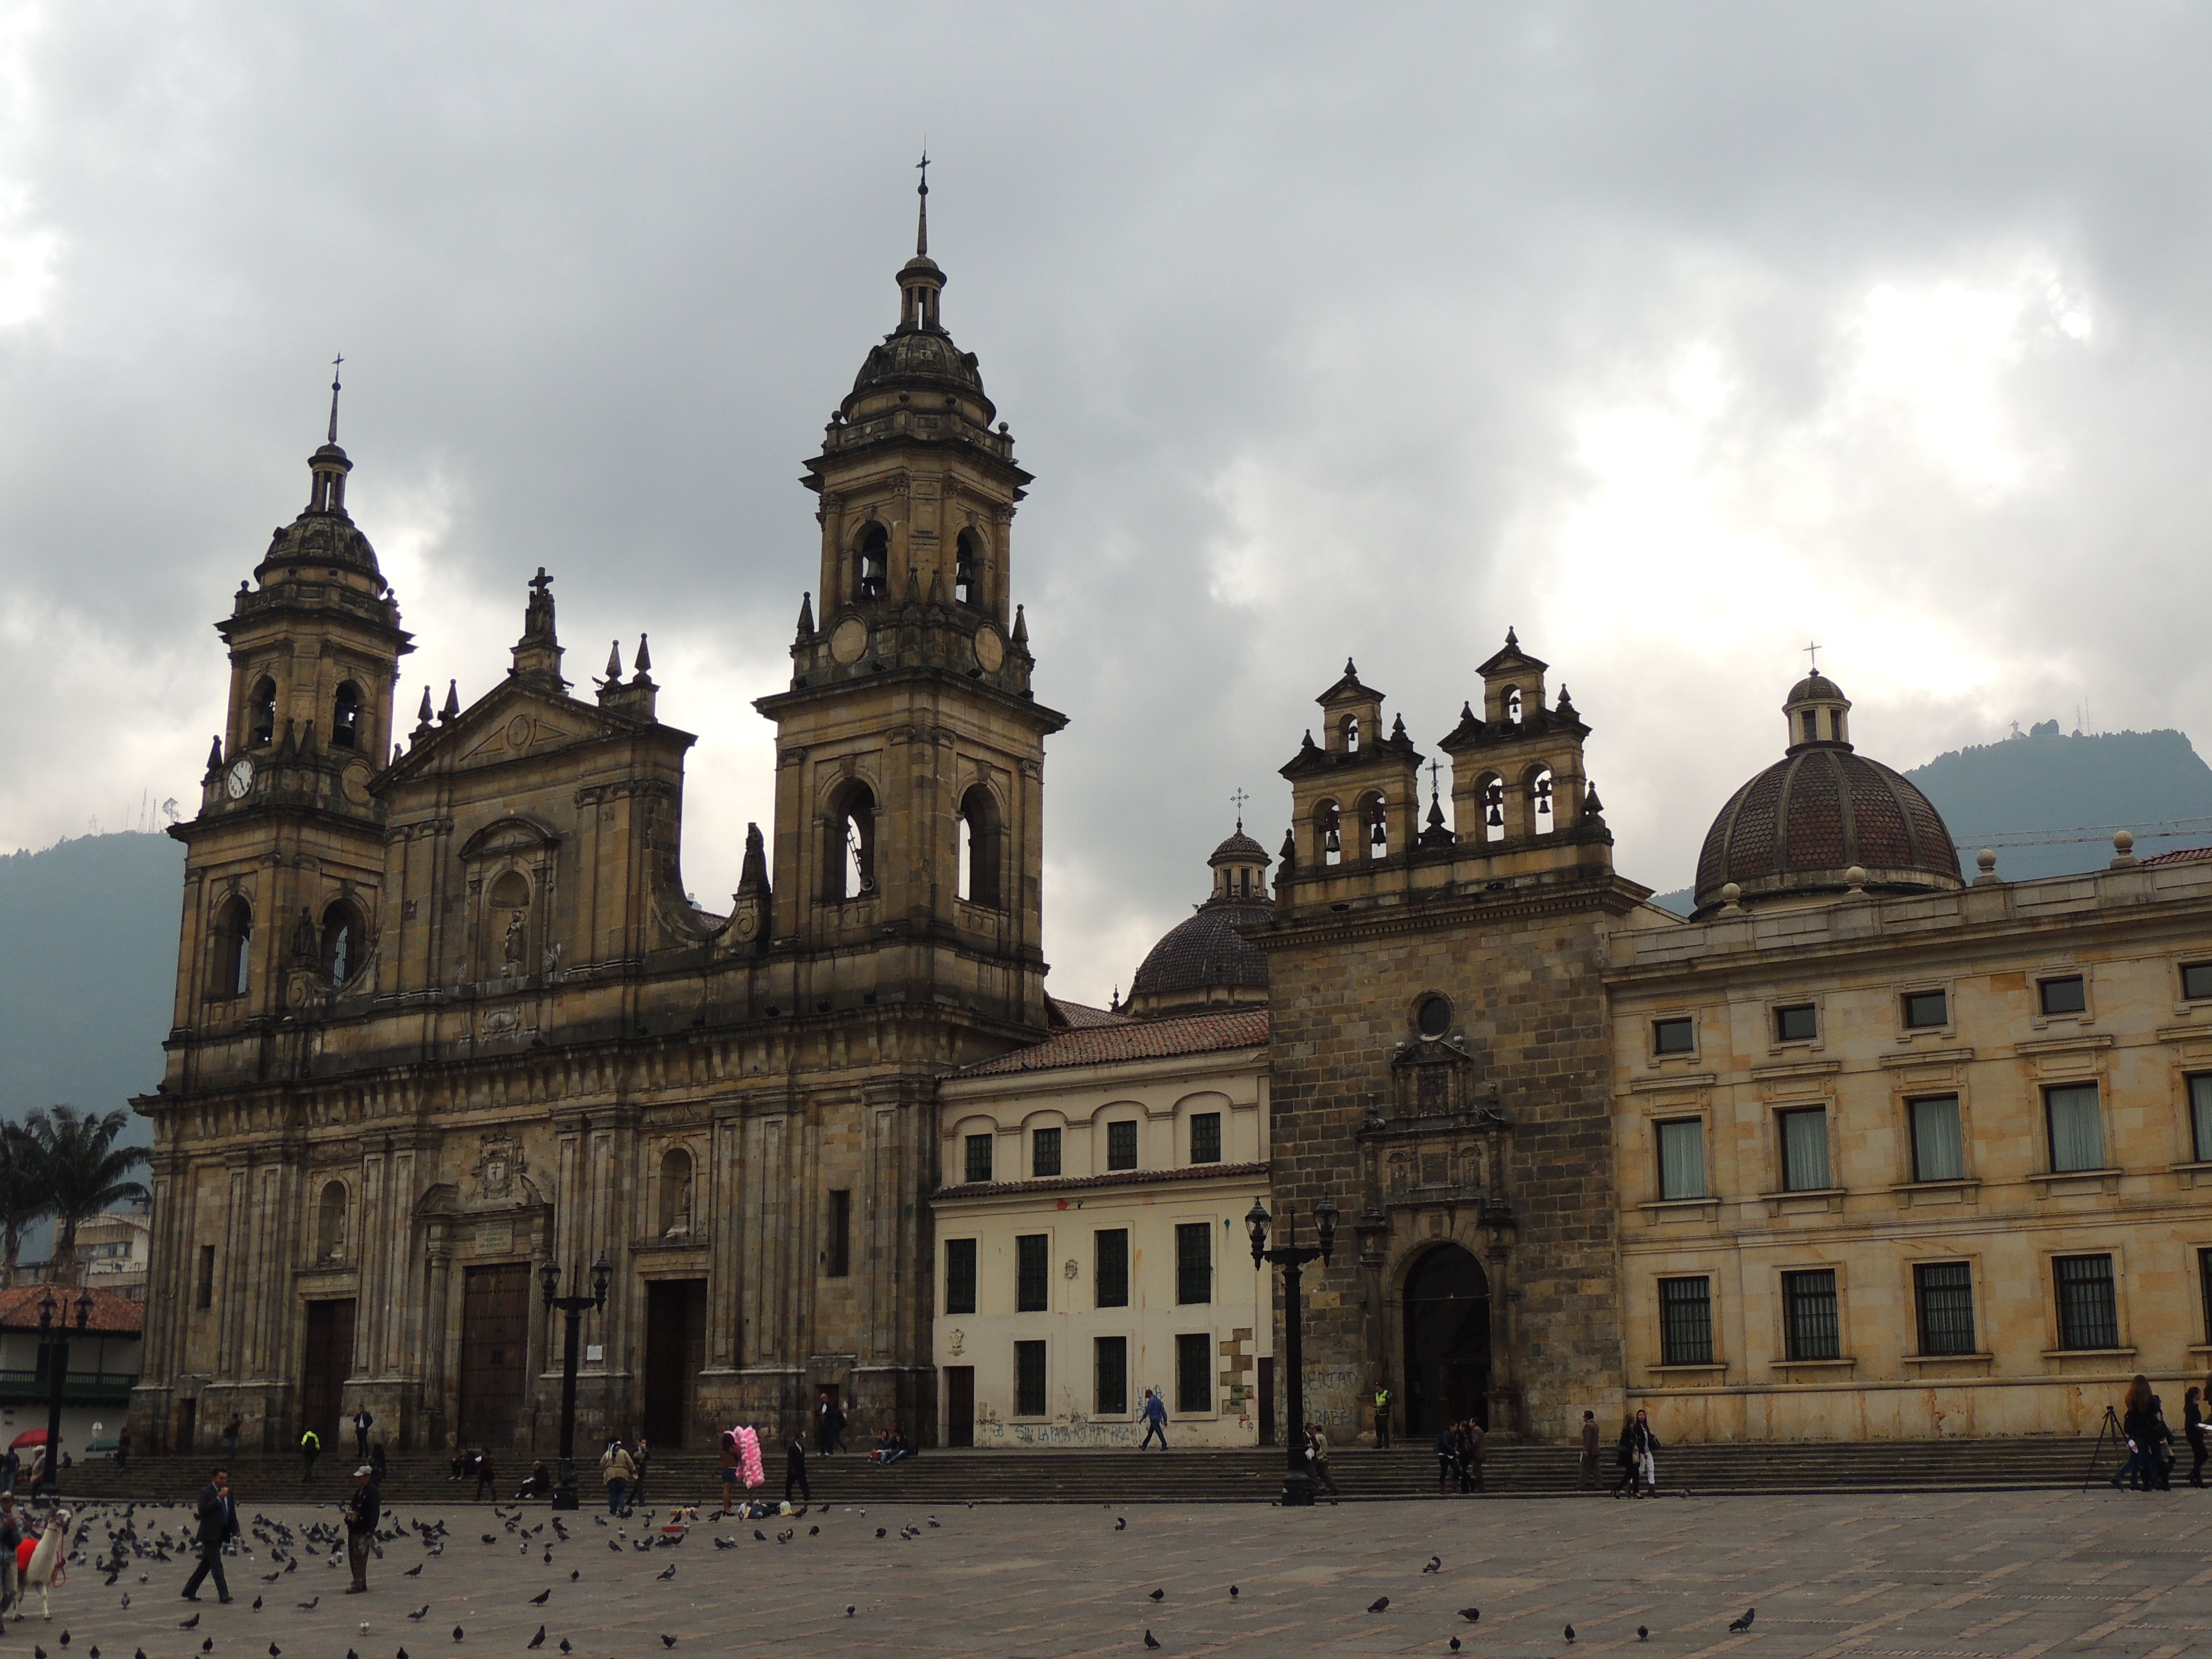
[225,757,254,800]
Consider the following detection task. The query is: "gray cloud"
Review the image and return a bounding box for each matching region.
[6,3,2212,1003]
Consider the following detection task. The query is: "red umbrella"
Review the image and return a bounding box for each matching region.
[8,1431,46,1450]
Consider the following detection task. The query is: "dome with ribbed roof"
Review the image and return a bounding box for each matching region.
[1127,821,1273,1017]
[255,443,385,588]
[1692,673,1961,917]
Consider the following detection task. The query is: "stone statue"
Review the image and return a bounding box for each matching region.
[503,909,526,967]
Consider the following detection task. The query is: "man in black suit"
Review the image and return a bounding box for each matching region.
[181,1468,236,1603]
[343,1465,381,1593]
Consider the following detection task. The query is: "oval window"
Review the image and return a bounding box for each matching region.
[1416,996,1453,1039]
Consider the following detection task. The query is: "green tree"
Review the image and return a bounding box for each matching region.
[31,1107,148,1281]
[0,1121,46,1286]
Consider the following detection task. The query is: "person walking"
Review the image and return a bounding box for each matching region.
[0,1491,22,1613]
[1304,1424,1340,1499]
[601,1439,635,1515]
[1579,1410,1601,1491]
[1432,1423,1459,1495]
[1139,1388,1169,1450]
[352,1408,373,1461]
[343,1464,380,1593]
[181,1468,237,1604]
[1615,1408,1660,1497]
[300,1427,321,1483]
[2149,1393,2176,1491]
[1458,1419,1487,1493]
[2114,1375,2156,1491]
[631,1437,651,1510]
[116,1424,132,1471]
[472,1449,496,1503]
[719,1429,740,1516]
[2185,1386,2208,1489]
[223,1414,241,1466]
[816,1390,836,1457]
[1373,1385,1392,1450]
[785,1432,811,1503]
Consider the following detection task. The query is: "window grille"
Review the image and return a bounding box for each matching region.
[943,1238,977,1315]
[2053,1254,2117,1350]
[1175,1222,1213,1305]
[1094,1229,1130,1309]
[1094,1335,1128,1416]
[1107,1120,1138,1171]
[964,1133,994,1184]
[1175,1332,1212,1414]
[1189,1113,1222,1164]
[1013,1341,1046,1416]
[1015,1233,1048,1313]
[1913,1262,1975,1355]
[1658,1277,1713,1365]
[1782,1268,1840,1361]
[1032,1127,1061,1178]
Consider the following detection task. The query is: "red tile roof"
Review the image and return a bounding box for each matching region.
[954,1008,1269,1079]
[0,1285,144,1336]
[1047,997,1134,1030]
[938,1160,1270,1202]
[2140,844,2212,867]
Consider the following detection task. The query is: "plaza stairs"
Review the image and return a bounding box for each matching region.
[48,1436,2121,1508]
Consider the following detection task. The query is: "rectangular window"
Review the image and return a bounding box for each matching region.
[1175,1221,1213,1305]
[1658,1276,1713,1366]
[2038,974,2086,1015]
[1779,1107,1833,1191]
[1913,1261,1976,1356]
[2185,962,2212,1001]
[1094,1335,1128,1416]
[943,1238,977,1315]
[1107,1120,1138,1171]
[1094,1228,1130,1309]
[2053,1253,2118,1350]
[826,1190,851,1277]
[1909,1094,1965,1182]
[1781,1268,1840,1361]
[964,1133,994,1184]
[1652,1016,1695,1055]
[1189,1112,1222,1164]
[1902,989,1949,1029]
[2191,1075,2212,1163]
[1032,1127,1061,1178]
[1656,1118,1707,1201]
[2044,1083,2106,1173]
[1015,1233,1049,1313]
[1013,1340,1046,1417]
[1774,1003,1818,1042]
[194,1244,216,1311]
[1175,1331,1212,1414]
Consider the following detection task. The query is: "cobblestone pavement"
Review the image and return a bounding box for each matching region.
[23,1485,2212,1659]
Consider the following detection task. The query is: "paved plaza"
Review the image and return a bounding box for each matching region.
[22,1485,2212,1659]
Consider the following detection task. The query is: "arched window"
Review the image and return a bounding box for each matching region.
[1801,710,1818,744]
[955,529,984,609]
[489,870,530,973]
[332,682,362,751]
[1528,767,1556,836]
[248,678,276,747]
[957,785,1003,908]
[827,781,877,900]
[1504,687,1523,725]
[1360,791,1389,860]
[855,523,889,603]
[1342,716,1360,755]
[320,901,360,986]
[1317,799,1343,867]
[657,1146,694,1239]
[316,1180,348,1262]
[1480,776,1506,843]
[214,898,252,998]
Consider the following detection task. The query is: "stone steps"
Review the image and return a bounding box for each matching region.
[47,1436,2123,1506]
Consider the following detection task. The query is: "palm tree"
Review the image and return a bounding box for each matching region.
[32,1107,149,1281]
[0,1123,46,1287]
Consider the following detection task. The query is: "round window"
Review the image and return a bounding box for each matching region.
[1416,996,1453,1039]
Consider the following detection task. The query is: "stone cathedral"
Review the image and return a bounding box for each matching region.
[132,196,1067,1455]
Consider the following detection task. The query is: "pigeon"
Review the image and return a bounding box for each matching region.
[559,1645,571,1657]
[525,1631,543,1652]
[400,1649,410,1659]
[261,1572,282,1584]
[1229,1587,1238,1598]
[1143,1635,1160,1651]
[298,1598,319,1611]
[808,1527,819,1537]
[480,1537,494,1547]
[712,1538,737,1552]
[1458,1609,1480,1623]
[202,1644,213,1655]
[60,1634,71,1647]
[1728,1608,1755,1634]
[655,1564,677,1581]
[1638,1628,1650,1642]
[1368,1598,1390,1614]
[873,1529,885,1540]
[568,1571,579,1583]
[658,1640,676,1650]
[253,1596,264,1611]
[402,1563,423,1579]
[119,1597,129,1611]
[1451,1643,1461,1654]
[270,1647,282,1658]
[407,1607,430,1623]
[606,1542,620,1554]
[1423,1556,1442,1574]
[529,1590,550,1606]
[1114,1517,1126,1531]
[1149,1589,1165,1603]
[845,1609,854,1619]
[179,1617,201,1632]
[1565,1625,1576,1643]
[450,1628,463,1644]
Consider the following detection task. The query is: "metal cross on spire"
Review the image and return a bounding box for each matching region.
[1803,638,1823,673]
[326,352,344,445]
[1429,757,1443,797]
[1230,786,1250,830]
[915,147,930,257]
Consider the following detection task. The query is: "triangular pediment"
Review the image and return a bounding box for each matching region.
[375,675,661,793]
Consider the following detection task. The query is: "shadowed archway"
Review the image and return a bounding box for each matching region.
[1402,1244,1491,1434]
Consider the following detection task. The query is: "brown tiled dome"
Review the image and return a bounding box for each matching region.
[1130,902,1272,1002]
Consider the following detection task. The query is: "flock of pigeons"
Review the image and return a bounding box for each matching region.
[11,1497,1759,1652]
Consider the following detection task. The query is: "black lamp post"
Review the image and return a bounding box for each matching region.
[539,1254,612,1511]
[1246,1195,1337,1507]
[36,1286,92,1501]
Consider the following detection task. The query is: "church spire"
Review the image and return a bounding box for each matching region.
[326,352,343,445]
[915,148,930,258]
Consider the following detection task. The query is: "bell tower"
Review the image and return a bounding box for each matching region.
[753,169,1065,1028]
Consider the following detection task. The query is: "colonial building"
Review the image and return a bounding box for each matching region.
[132,188,1067,1456]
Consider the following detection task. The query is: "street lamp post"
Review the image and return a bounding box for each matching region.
[1246,1195,1338,1508]
[36,1286,92,1501]
[539,1255,611,1512]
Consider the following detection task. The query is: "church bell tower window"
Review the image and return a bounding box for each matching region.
[214,898,252,998]
[828,781,878,900]
[248,678,276,747]
[856,523,889,603]
[320,901,360,986]
[956,785,1003,908]
[955,529,983,609]
[332,682,362,750]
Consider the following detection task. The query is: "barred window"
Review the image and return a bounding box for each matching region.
[1910,1095,1965,1182]
[1032,1126,1061,1178]
[1658,1276,1713,1366]
[2191,1075,2212,1163]
[1902,988,1948,1029]
[943,1238,977,1315]
[1779,1108,1832,1191]
[1015,1233,1049,1313]
[1013,1340,1046,1416]
[1656,1118,1706,1201]
[1782,1268,1840,1361]
[1175,1332,1212,1414]
[1913,1261,1975,1356]
[2053,1254,2118,1350]
[1094,1229,1130,1309]
[1189,1113,1222,1164]
[1175,1221,1213,1305]
[1107,1120,1138,1171]
[2044,1084,2105,1173]
[1094,1335,1128,1416]
[964,1133,994,1184]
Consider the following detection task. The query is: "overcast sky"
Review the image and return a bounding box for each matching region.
[4,4,2211,1006]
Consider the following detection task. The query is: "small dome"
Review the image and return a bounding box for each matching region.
[1129,902,1272,1008]
[1208,827,1269,866]
[848,327,987,404]
[1787,672,1847,705]
[259,504,382,583]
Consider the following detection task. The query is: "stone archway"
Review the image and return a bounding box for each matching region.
[1402,1244,1491,1435]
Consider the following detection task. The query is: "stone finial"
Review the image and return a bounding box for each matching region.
[2111,829,2139,869]
[604,640,623,681]
[415,685,434,730]
[1718,880,1743,914]
[440,680,460,723]
[1843,865,1868,896]
[633,633,653,679]
[204,735,224,777]
[1973,847,2003,886]
[795,591,815,640]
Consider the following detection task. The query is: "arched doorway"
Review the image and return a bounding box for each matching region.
[1402,1244,1491,1434]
